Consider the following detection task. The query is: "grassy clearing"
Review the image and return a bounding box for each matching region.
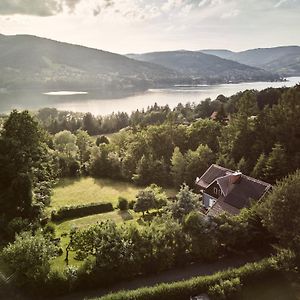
[49,177,176,270]
[50,177,176,210]
[55,210,136,234]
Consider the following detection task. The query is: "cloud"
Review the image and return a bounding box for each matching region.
[0,0,61,16]
[0,0,83,16]
[274,0,299,8]
[221,8,240,18]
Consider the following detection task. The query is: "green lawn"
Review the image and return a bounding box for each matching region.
[55,210,136,234]
[50,177,176,210]
[49,177,176,270]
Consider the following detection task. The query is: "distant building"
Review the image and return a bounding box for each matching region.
[195,164,271,217]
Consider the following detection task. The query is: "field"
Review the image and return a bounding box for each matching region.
[50,177,176,210]
[50,177,176,270]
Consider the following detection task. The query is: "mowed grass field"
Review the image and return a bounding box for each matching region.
[51,177,176,210]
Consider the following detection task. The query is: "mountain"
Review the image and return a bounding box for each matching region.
[200,46,300,76]
[0,35,282,96]
[127,50,279,83]
[0,34,182,95]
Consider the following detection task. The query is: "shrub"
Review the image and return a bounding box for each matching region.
[117,197,128,211]
[96,251,294,300]
[43,223,56,238]
[51,202,114,221]
[208,277,242,299]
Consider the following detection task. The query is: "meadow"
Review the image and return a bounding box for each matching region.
[50,177,176,270]
[50,177,176,210]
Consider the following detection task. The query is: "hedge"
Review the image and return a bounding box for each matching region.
[51,202,114,221]
[95,250,294,300]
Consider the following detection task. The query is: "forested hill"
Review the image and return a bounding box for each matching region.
[201,46,300,76]
[0,34,182,93]
[0,35,282,94]
[126,50,279,83]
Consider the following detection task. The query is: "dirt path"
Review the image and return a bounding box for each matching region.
[55,254,261,300]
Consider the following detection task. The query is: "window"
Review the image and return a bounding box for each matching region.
[213,187,218,195]
[209,198,216,207]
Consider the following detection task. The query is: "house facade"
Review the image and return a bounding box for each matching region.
[195,164,272,217]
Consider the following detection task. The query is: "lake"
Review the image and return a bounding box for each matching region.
[0,77,299,115]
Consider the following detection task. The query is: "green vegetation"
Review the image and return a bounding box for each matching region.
[51,202,114,221]
[50,177,175,210]
[93,251,295,300]
[55,210,135,234]
[1,85,300,299]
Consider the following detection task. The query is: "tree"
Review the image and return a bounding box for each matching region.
[53,130,80,177]
[168,184,200,221]
[53,130,78,157]
[183,211,218,260]
[184,145,215,187]
[1,232,56,283]
[251,153,267,180]
[171,147,186,187]
[263,143,288,184]
[117,197,128,211]
[96,135,109,146]
[260,170,300,251]
[215,103,227,125]
[144,184,168,210]
[0,110,54,227]
[82,113,99,135]
[76,130,92,165]
[134,190,156,217]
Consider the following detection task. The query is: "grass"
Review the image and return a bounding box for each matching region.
[49,177,176,270]
[55,210,136,233]
[51,209,139,271]
[50,177,176,211]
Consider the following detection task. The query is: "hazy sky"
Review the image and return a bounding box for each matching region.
[0,0,299,54]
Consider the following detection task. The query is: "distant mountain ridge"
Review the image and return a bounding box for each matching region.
[0,34,183,95]
[127,50,279,83]
[201,46,300,76]
[0,34,281,96]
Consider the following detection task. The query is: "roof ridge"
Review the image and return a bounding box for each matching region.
[241,174,272,187]
[211,164,233,173]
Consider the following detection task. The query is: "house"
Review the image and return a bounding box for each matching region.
[195,164,272,217]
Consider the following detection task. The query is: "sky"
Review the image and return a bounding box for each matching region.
[0,0,299,54]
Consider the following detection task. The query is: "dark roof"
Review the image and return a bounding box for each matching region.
[223,175,271,209]
[197,164,272,215]
[207,196,240,217]
[196,164,232,189]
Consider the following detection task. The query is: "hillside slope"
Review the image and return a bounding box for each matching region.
[127,50,279,83]
[201,46,300,76]
[0,34,182,93]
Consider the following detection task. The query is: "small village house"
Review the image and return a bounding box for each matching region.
[195,164,272,217]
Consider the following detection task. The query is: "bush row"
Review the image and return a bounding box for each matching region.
[95,250,294,300]
[51,202,114,221]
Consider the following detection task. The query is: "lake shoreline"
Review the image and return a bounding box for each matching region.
[0,77,299,116]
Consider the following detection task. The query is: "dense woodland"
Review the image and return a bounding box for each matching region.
[0,84,300,299]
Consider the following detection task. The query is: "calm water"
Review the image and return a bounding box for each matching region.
[0,77,299,115]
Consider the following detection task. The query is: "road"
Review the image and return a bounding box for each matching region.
[55,254,261,300]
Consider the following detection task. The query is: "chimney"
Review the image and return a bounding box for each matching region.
[230,171,242,184]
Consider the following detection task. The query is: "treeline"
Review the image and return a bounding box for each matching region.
[35,86,288,135]
[0,84,299,242]
[44,84,300,187]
